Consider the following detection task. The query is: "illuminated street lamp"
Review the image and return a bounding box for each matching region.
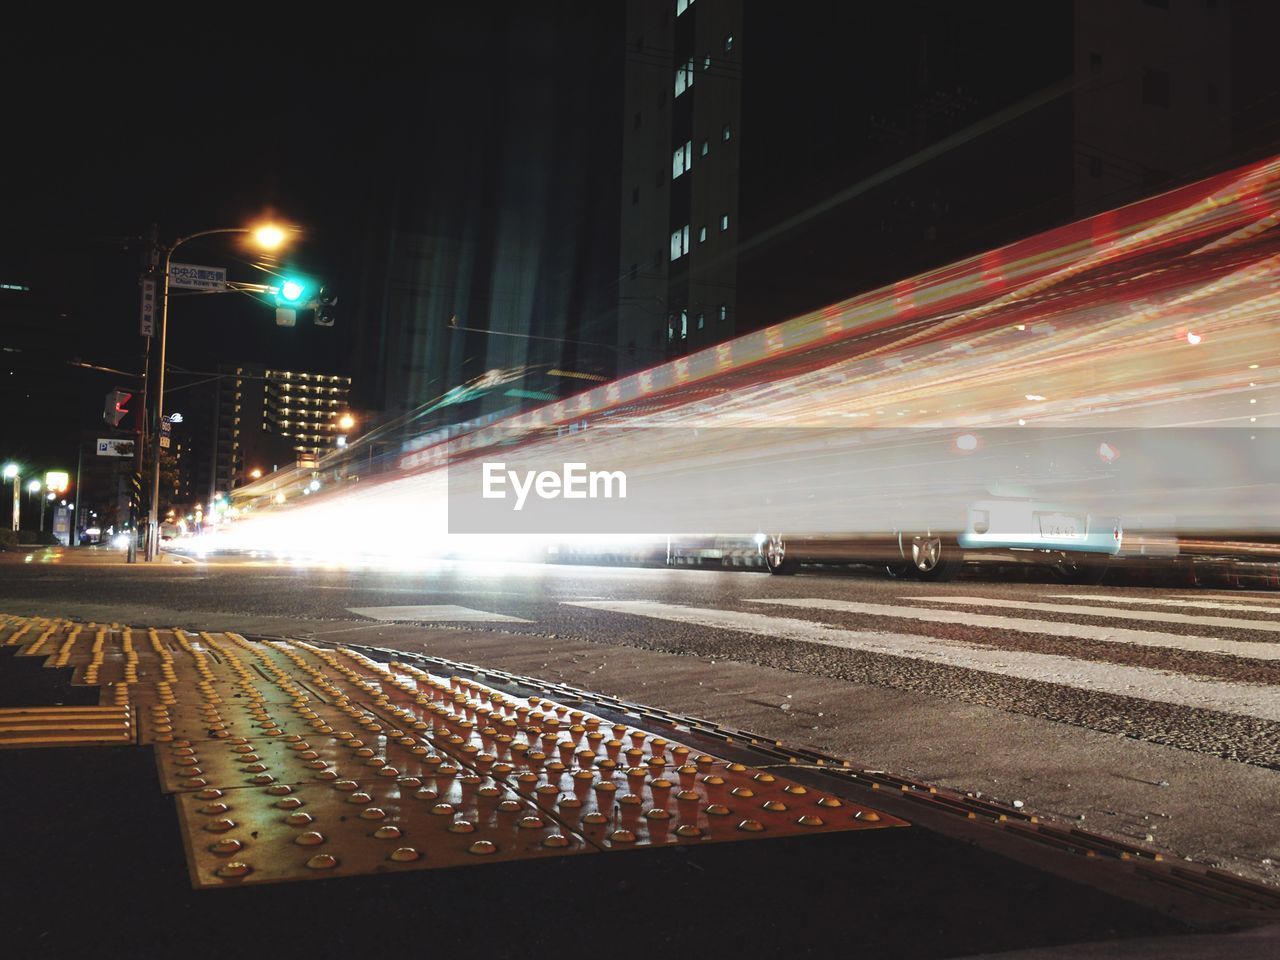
[338,413,356,432]
[3,463,18,532]
[147,222,298,560]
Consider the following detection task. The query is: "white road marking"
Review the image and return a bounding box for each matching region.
[1046,594,1280,616]
[564,600,1280,721]
[906,595,1280,638]
[346,605,531,623]
[743,597,1280,660]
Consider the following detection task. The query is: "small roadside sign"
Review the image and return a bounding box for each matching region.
[160,419,172,450]
[96,438,136,458]
[170,263,227,291]
[140,278,156,336]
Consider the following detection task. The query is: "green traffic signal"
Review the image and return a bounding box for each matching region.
[278,278,308,303]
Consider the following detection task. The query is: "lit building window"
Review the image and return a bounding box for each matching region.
[674,59,694,97]
[680,309,688,339]
[725,34,733,52]
[672,140,692,179]
[719,304,728,322]
[670,224,690,261]
[676,0,694,16]
[697,312,705,330]
[722,122,731,141]
[698,225,707,243]
[720,213,729,231]
[703,53,711,71]
[700,139,709,157]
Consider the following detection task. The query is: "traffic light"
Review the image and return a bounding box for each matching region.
[315,293,337,328]
[274,276,311,306]
[104,388,132,427]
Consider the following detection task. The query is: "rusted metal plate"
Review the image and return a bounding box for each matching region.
[178,772,594,887]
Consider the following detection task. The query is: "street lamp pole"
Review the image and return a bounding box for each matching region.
[145,225,291,560]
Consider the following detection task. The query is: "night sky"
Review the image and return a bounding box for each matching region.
[0,10,623,472]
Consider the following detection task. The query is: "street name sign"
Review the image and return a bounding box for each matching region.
[170,263,227,291]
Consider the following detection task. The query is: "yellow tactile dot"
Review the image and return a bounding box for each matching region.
[372,825,402,840]
[398,777,423,789]
[347,792,372,805]
[731,788,755,798]
[618,794,643,806]
[705,804,731,817]
[389,847,420,862]
[675,824,702,838]
[609,830,638,844]
[762,801,788,812]
[215,861,252,878]
[294,830,326,847]
[797,815,825,827]
[208,839,244,856]
[447,821,476,834]
[305,854,338,870]
[476,786,502,799]
[518,816,545,830]
[854,811,881,822]
[429,803,456,816]
[558,796,583,810]
[816,796,843,808]
[204,818,236,833]
[333,780,359,792]
[737,820,765,832]
[496,800,523,813]
[359,807,387,821]
[199,803,231,816]
[582,812,609,825]
[644,808,671,820]
[467,841,497,856]
[286,812,315,827]
[196,789,224,801]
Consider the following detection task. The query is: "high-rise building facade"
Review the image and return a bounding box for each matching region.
[212,365,353,494]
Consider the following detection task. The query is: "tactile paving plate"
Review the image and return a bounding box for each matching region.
[179,773,593,886]
[0,614,908,888]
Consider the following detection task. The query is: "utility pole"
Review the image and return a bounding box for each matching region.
[132,222,159,562]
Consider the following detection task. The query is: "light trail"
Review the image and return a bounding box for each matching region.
[211,156,1280,566]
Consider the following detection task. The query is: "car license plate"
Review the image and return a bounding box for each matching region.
[1038,513,1084,538]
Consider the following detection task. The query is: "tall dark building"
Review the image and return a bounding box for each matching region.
[617,0,1280,375]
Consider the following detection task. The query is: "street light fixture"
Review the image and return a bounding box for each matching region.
[146,222,297,560]
[3,463,18,532]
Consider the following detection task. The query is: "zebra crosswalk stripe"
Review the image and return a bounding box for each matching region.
[1045,594,1280,616]
[906,595,1280,635]
[743,597,1280,661]
[563,600,1280,722]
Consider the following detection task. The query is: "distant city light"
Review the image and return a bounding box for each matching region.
[1186,331,1202,345]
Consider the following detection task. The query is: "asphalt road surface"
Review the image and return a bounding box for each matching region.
[2,547,1278,893]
